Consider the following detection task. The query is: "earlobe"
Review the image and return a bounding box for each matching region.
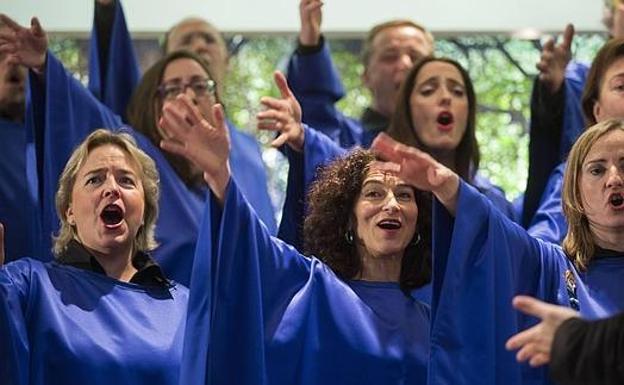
[66,206,75,226]
[593,101,602,123]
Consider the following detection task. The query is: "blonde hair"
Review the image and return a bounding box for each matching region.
[562,118,624,270]
[53,129,160,256]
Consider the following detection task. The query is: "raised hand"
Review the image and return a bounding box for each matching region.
[159,95,231,203]
[505,295,579,367]
[299,0,323,46]
[536,24,574,95]
[0,14,48,72]
[613,2,624,38]
[257,71,305,152]
[371,133,460,213]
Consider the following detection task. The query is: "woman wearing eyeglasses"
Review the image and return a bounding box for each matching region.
[0,15,275,286]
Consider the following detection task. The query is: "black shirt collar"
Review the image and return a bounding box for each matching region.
[594,245,624,260]
[57,240,171,288]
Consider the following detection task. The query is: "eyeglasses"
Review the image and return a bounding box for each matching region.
[157,78,216,101]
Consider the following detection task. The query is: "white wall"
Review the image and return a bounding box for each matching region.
[3,0,604,35]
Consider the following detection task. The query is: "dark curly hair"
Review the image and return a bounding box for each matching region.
[303,149,432,295]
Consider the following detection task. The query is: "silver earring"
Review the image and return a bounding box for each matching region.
[412,233,421,246]
[345,230,354,245]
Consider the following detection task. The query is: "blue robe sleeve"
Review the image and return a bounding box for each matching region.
[473,173,518,222]
[88,0,140,119]
[0,262,32,385]
[277,125,346,248]
[528,162,567,244]
[429,181,571,385]
[522,61,588,228]
[228,125,277,235]
[180,180,312,385]
[26,52,122,257]
[560,62,589,160]
[286,40,363,148]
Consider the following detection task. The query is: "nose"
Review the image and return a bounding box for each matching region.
[396,53,413,72]
[606,165,624,188]
[102,177,121,199]
[382,193,400,213]
[439,87,452,106]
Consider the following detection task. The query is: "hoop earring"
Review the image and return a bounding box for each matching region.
[412,233,421,246]
[345,230,354,245]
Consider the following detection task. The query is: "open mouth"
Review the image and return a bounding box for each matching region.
[377,219,402,230]
[609,193,624,208]
[437,112,454,130]
[100,204,124,227]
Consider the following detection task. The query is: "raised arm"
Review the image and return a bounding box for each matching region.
[0,14,47,75]
[88,0,141,119]
[371,132,460,214]
[286,1,362,147]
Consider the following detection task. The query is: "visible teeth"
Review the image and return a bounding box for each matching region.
[378,220,401,230]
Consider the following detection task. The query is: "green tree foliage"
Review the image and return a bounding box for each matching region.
[50,32,606,209]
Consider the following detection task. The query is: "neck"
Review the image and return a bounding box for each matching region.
[431,149,456,172]
[85,243,137,282]
[370,100,392,120]
[590,224,624,253]
[356,251,402,282]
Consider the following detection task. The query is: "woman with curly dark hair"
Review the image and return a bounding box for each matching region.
[159,78,432,384]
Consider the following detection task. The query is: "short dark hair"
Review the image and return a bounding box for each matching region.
[386,56,479,181]
[303,149,432,295]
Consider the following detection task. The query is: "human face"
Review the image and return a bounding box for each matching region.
[579,129,624,237]
[158,57,216,125]
[594,57,624,122]
[363,25,433,117]
[353,166,418,260]
[0,31,26,122]
[66,145,145,257]
[409,61,468,152]
[166,20,228,87]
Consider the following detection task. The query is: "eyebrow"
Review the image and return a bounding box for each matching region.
[162,74,208,84]
[83,167,137,177]
[181,31,216,45]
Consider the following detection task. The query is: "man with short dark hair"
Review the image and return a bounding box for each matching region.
[287,0,434,147]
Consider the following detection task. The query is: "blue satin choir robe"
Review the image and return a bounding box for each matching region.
[429,180,619,385]
[26,52,275,286]
[180,179,430,385]
[0,258,188,385]
[287,39,368,148]
[85,0,276,233]
[0,117,40,261]
[277,127,516,307]
[522,61,588,228]
[527,162,567,244]
[87,0,140,119]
